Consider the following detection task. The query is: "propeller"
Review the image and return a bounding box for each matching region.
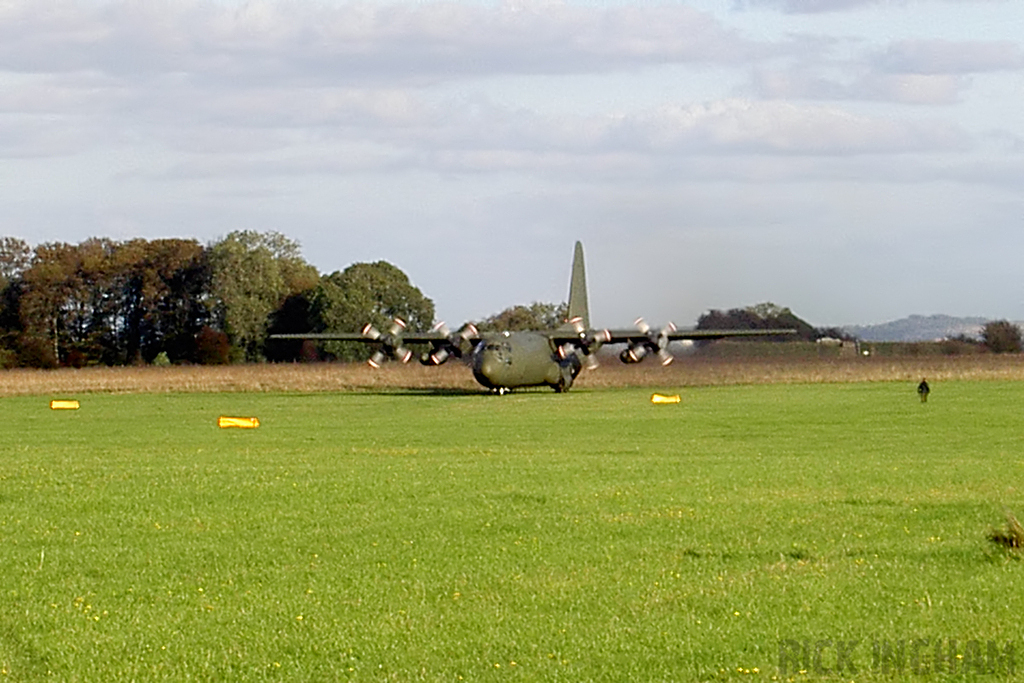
[558,317,609,370]
[362,318,413,367]
[627,317,676,365]
[421,322,478,366]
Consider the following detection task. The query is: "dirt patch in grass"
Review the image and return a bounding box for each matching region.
[3,353,1024,396]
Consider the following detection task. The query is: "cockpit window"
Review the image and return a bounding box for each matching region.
[480,341,512,363]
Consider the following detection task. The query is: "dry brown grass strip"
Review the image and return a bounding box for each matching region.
[3,354,1024,396]
[575,354,1024,389]
[0,363,477,396]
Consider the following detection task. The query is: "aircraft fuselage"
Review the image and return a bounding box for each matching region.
[471,331,581,393]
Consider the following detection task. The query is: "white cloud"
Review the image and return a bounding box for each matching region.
[873,40,1024,74]
[752,67,969,104]
[750,34,1024,105]
[142,95,974,181]
[626,99,967,154]
[735,0,1008,13]
[860,72,967,104]
[0,0,767,84]
[733,0,892,12]
[0,115,87,157]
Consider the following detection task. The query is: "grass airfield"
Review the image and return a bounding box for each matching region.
[3,377,1024,680]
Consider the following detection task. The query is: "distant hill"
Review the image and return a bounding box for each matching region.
[843,315,989,342]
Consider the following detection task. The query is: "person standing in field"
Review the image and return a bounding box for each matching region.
[917,378,930,403]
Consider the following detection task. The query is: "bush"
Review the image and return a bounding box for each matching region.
[982,320,1022,354]
[16,335,58,369]
[195,326,231,365]
[939,336,980,356]
[0,348,17,369]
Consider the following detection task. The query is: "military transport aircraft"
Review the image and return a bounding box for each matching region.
[272,242,795,393]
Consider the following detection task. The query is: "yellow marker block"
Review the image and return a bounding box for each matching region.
[218,416,260,429]
[650,394,681,405]
[50,400,80,410]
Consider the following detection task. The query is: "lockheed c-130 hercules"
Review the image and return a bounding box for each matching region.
[272,242,795,393]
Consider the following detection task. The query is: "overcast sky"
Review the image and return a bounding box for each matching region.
[2,0,1021,328]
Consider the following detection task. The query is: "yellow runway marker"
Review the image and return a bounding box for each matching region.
[218,416,260,429]
[50,400,80,410]
[650,394,681,405]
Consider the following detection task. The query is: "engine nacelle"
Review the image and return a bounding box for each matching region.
[421,346,451,366]
[363,318,413,366]
[419,321,473,366]
[620,344,648,363]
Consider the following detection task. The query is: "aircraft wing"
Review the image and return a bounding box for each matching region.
[543,327,796,346]
[596,327,798,345]
[269,331,459,344]
[269,322,483,366]
[543,324,798,367]
[272,326,795,348]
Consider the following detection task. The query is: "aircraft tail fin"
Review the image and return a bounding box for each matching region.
[566,241,590,330]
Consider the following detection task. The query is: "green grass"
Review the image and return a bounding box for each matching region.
[2,383,1024,681]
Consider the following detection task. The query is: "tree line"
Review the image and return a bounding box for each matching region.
[697,303,1024,354]
[697,302,1024,356]
[0,232,434,368]
[5,232,1017,369]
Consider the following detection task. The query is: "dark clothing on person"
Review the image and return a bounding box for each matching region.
[917,379,930,403]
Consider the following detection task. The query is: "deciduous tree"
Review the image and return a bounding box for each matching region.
[115,239,210,363]
[0,237,32,366]
[309,261,434,362]
[17,238,213,366]
[19,240,112,366]
[982,320,1022,354]
[474,302,568,332]
[208,231,318,361]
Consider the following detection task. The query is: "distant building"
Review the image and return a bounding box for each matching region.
[817,338,860,357]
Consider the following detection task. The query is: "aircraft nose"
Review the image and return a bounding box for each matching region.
[472,346,505,385]
[477,355,500,379]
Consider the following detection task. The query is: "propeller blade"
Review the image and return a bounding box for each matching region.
[365,317,411,365]
[362,323,381,340]
[627,345,647,362]
[427,348,450,365]
[656,322,676,364]
[388,318,407,336]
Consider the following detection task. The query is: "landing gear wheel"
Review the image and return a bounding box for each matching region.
[554,367,573,393]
